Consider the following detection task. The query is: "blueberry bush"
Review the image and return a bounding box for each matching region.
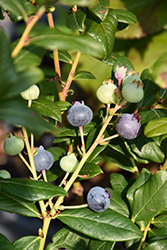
[0,0,167,249]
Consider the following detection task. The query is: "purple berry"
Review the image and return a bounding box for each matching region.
[67,101,93,127]
[34,145,54,172]
[87,186,111,212]
[116,113,141,140]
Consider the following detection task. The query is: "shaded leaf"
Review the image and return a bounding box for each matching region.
[0,191,40,218]
[0,178,67,201]
[55,101,72,111]
[32,98,62,122]
[109,189,129,217]
[78,162,103,180]
[110,173,128,195]
[140,109,167,125]
[46,227,89,250]
[144,239,167,250]
[29,28,104,59]
[12,236,40,250]
[112,55,134,75]
[0,234,13,250]
[88,239,115,250]
[66,9,86,31]
[73,71,96,80]
[60,0,97,6]
[115,9,137,24]
[89,0,109,21]
[152,214,167,229]
[132,171,167,222]
[57,208,143,241]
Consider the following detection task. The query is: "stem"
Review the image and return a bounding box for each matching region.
[137,222,150,250]
[12,6,46,58]
[62,51,81,100]
[59,172,70,187]
[46,12,63,101]
[39,216,52,250]
[18,153,33,175]
[161,157,167,170]
[79,126,86,154]
[60,203,88,210]
[98,133,119,144]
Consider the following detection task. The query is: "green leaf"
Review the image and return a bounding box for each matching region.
[127,168,152,209]
[87,145,107,163]
[88,239,115,250]
[149,52,167,89]
[12,236,40,250]
[89,0,109,21]
[152,214,167,228]
[140,109,167,125]
[0,178,67,201]
[0,0,36,22]
[128,133,165,163]
[29,28,104,59]
[110,173,128,195]
[85,9,118,61]
[0,98,56,137]
[109,189,129,217]
[57,208,143,241]
[78,162,103,180]
[0,191,40,217]
[112,55,135,75]
[0,234,13,250]
[144,240,167,250]
[66,9,86,31]
[55,101,72,111]
[60,0,97,6]
[46,227,89,250]
[57,51,72,64]
[73,71,96,80]
[32,98,62,122]
[132,171,167,222]
[13,45,45,71]
[138,69,160,108]
[115,9,137,24]
[144,117,167,137]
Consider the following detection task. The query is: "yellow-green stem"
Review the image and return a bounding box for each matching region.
[12,6,46,58]
[39,216,52,250]
[60,203,88,210]
[137,222,150,250]
[79,126,86,154]
[18,153,33,174]
[161,157,167,170]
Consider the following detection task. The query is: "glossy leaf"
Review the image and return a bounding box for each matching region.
[73,71,96,80]
[110,173,128,195]
[0,233,13,250]
[115,9,137,24]
[32,98,62,122]
[128,133,165,163]
[55,101,72,111]
[0,191,40,218]
[66,9,86,31]
[13,45,45,71]
[144,117,167,137]
[109,189,129,217]
[60,0,97,6]
[85,9,118,61]
[89,0,109,21]
[144,240,167,250]
[0,178,67,201]
[78,162,103,180]
[132,171,167,222]
[57,208,143,241]
[127,168,152,208]
[29,28,104,59]
[87,145,107,163]
[112,55,134,75]
[0,0,36,22]
[0,98,55,137]
[152,214,167,228]
[12,236,40,250]
[46,227,89,250]
[88,239,115,250]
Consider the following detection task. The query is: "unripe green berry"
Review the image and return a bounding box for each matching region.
[60,153,79,173]
[4,133,24,156]
[0,170,11,179]
[96,80,117,104]
[20,85,40,100]
[122,82,144,103]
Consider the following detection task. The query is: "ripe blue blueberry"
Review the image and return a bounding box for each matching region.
[116,113,141,140]
[67,101,93,127]
[34,145,54,172]
[87,186,111,212]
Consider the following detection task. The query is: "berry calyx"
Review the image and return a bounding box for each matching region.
[34,145,54,172]
[87,186,111,212]
[20,85,40,100]
[0,170,11,179]
[116,113,141,140]
[60,153,79,173]
[67,101,93,127]
[4,133,24,156]
[96,79,117,104]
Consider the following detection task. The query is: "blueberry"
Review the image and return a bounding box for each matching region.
[34,145,54,172]
[116,113,141,140]
[87,186,111,212]
[67,101,93,127]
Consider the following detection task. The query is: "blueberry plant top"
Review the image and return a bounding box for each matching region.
[0,0,167,250]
